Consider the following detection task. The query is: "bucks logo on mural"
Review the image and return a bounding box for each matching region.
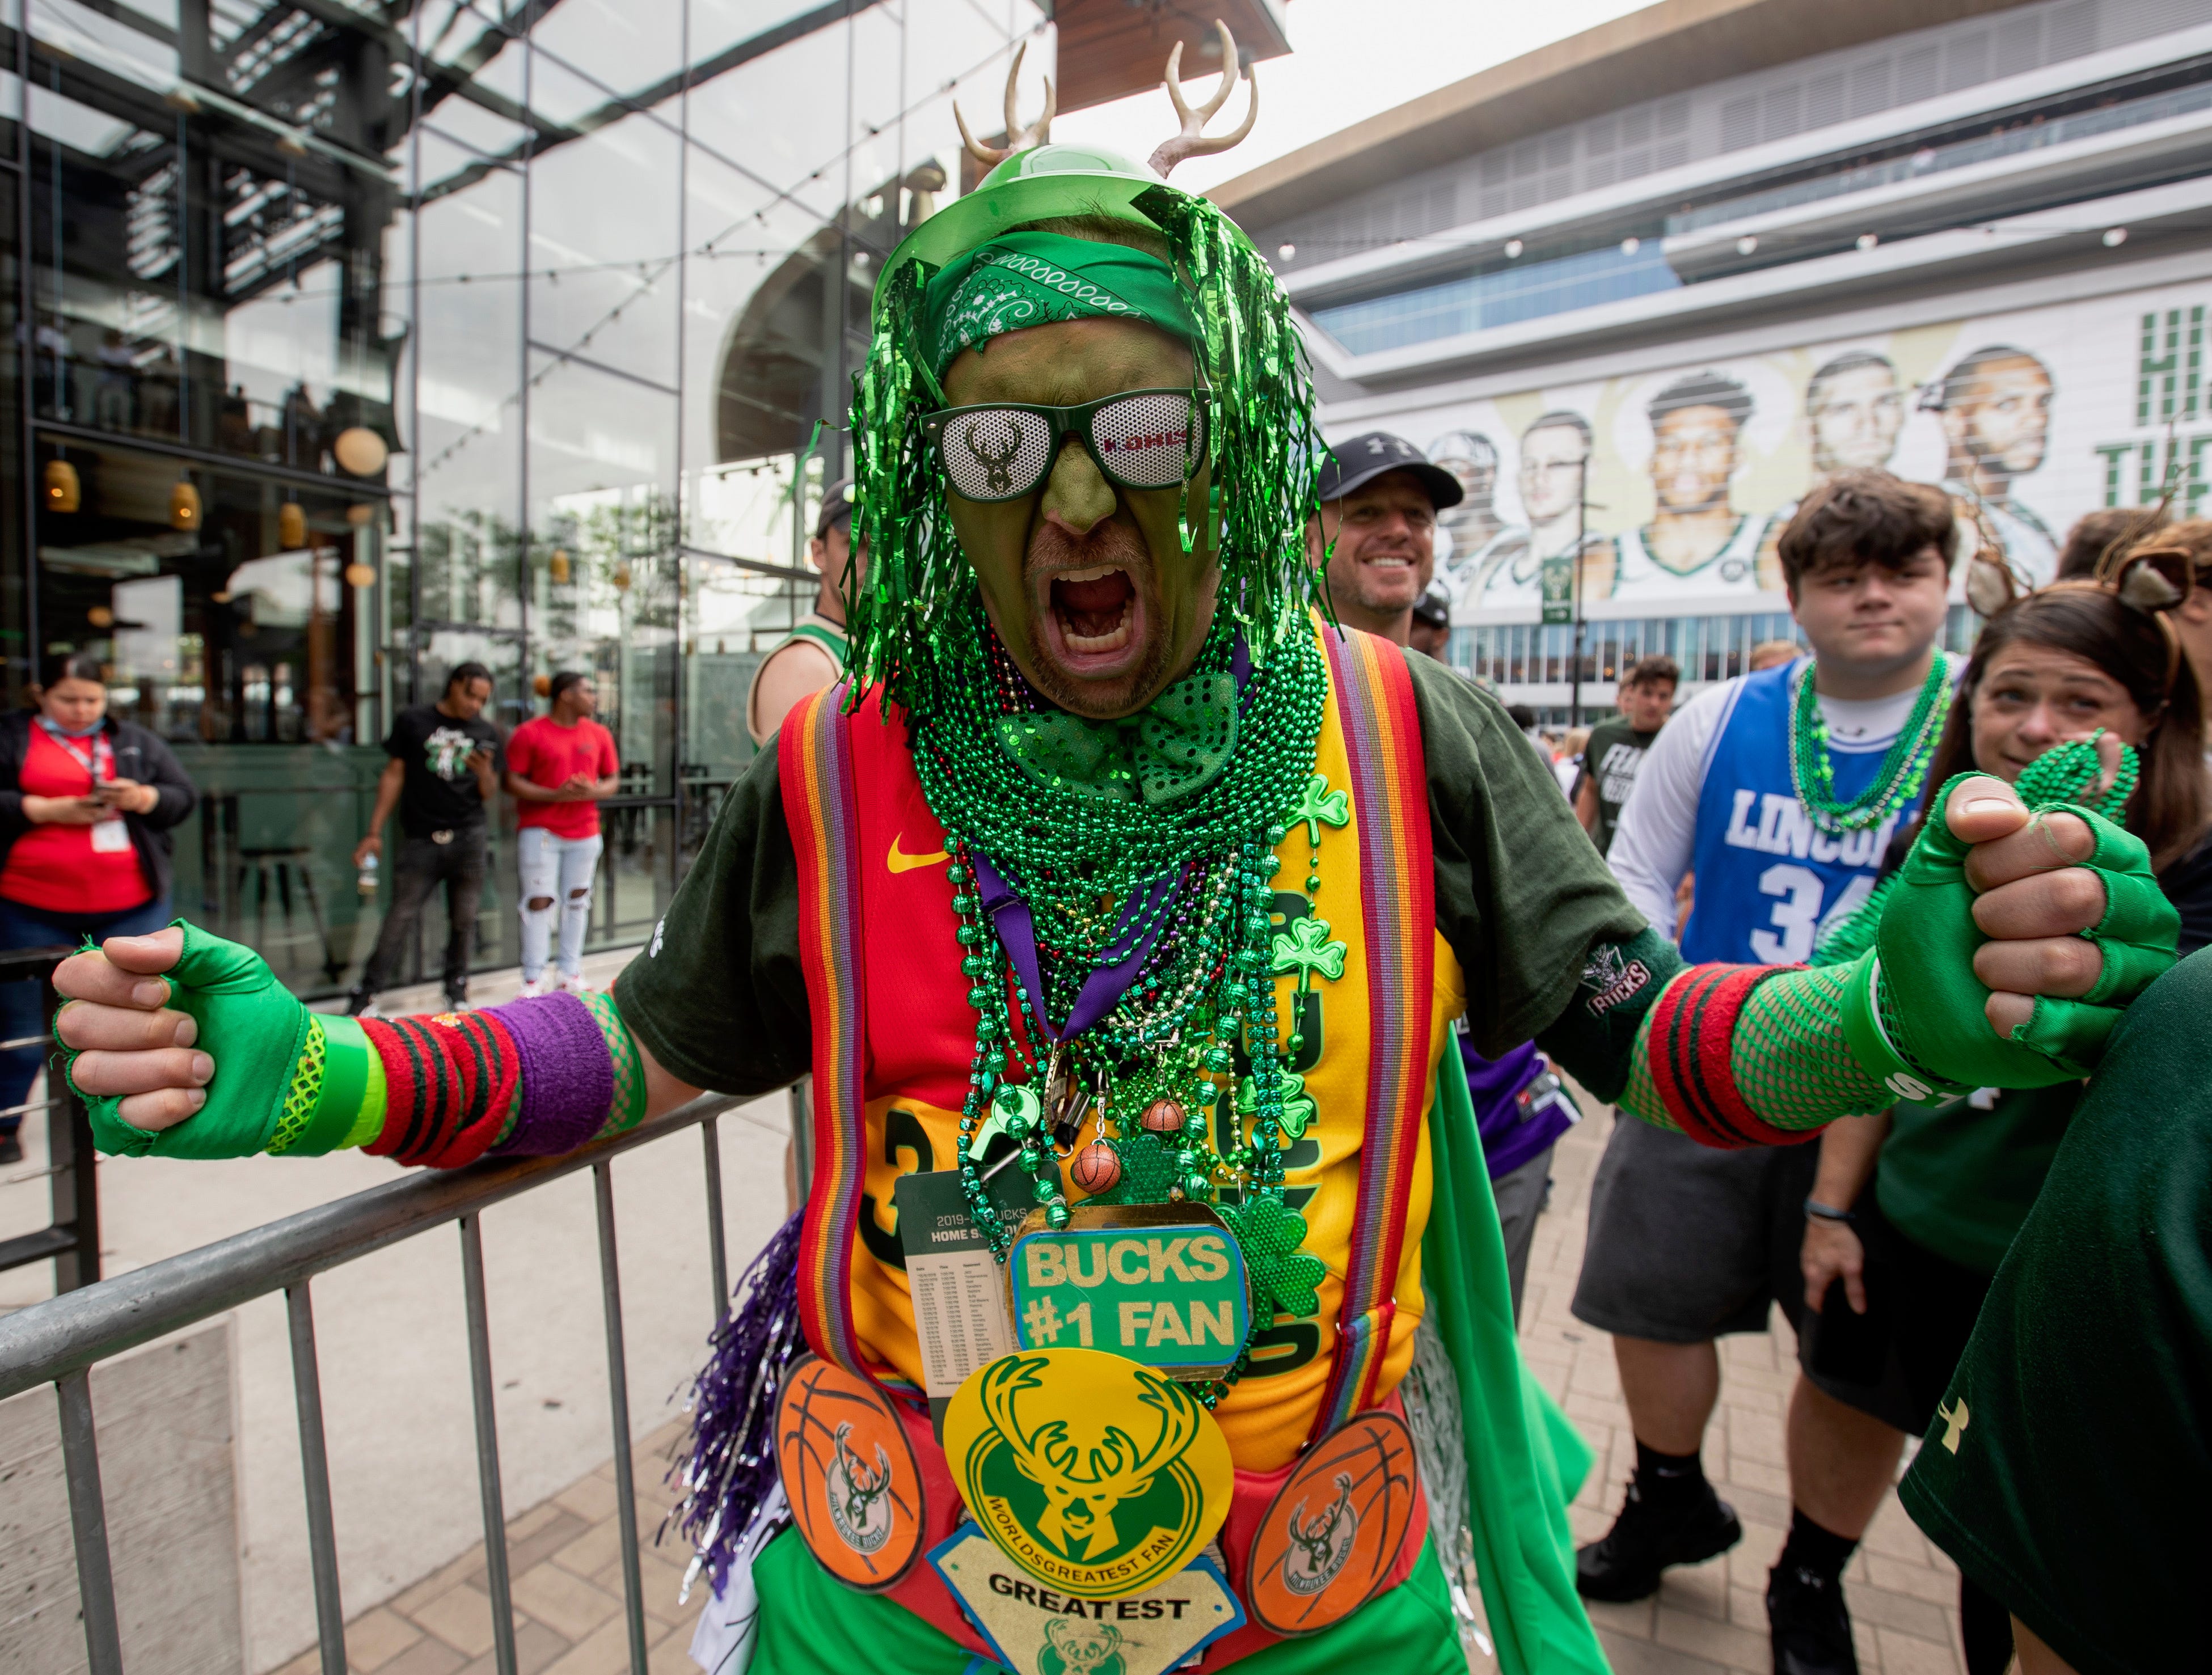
[945,1348,1234,1600]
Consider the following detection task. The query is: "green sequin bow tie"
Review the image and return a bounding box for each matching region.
[993,670,1238,803]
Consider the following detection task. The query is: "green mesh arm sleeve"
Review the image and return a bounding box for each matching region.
[584,988,649,1139]
[1728,962,1889,1124]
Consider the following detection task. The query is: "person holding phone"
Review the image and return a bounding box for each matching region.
[0,651,195,1161]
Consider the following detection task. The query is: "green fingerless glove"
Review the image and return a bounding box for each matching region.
[1867,771,2178,1091]
[70,921,313,1159]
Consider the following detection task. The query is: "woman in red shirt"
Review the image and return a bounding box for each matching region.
[0,653,196,1161]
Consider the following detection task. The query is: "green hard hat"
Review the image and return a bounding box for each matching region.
[873,143,1181,319]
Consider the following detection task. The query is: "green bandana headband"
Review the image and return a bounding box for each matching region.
[922,230,1200,378]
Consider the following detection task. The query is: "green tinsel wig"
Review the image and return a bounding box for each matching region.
[842,143,1324,712]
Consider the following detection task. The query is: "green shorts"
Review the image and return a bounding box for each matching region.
[749,1525,1467,1674]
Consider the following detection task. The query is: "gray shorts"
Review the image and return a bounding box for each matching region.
[1571,1113,1821,1343]
[1491,1144,1555,1327]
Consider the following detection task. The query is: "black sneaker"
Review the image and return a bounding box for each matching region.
[344,987,375,1017]
[1575,1477,1742,1602]
[1768,1560,1859,1675]
[0,1130,22,1165]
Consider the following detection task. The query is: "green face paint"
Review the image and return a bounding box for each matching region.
[845,153,1325,724]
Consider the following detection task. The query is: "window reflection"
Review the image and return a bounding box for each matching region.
[12,0,1047,994]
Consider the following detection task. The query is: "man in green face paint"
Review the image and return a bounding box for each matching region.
[51,60,2178,1675]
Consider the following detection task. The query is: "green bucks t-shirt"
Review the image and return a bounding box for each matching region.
[614,645,1648,1096]
[1898,948,2212,1675]
[1570,717,1659,857]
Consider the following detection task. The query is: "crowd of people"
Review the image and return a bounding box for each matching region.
[39,110,2211,1675]
[1310,422,2209,1675]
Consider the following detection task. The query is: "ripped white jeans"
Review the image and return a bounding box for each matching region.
[517,827,602,980]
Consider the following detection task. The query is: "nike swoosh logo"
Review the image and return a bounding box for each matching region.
[887,833,949,874]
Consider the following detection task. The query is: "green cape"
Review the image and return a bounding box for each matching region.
[1420,1053,1611,1675]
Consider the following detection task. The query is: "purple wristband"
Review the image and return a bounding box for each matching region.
[484,992,616,1156]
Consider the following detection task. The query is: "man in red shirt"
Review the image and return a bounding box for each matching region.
[504,671,619,996]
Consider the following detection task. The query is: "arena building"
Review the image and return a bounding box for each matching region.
[1216,0,2212,718]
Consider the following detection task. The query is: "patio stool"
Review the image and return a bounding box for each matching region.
[235,846,340,981]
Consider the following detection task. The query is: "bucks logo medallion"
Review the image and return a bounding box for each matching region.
[945,1348,1233,1600]
[775,1355,926,1591]
[1246,1411,1419,1635]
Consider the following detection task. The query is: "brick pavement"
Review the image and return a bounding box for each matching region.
[1526,1110,1970,1675]
[276,1104,1972,1675]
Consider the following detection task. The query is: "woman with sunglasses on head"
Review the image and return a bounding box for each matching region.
[1788,564,2209,1675]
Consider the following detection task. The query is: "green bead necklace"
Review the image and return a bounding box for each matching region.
[1788,653,1952,834]
[921,606,1332,1406]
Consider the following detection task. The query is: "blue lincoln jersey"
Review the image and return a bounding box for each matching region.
[1682,659,1931,966]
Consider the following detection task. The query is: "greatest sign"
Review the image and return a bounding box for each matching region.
[1006,1204,1249,1381]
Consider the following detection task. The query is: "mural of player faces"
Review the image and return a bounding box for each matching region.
[1428,430,1502,542]
[1805,350,1906,474]
[1938,344,2054,494]
[1649,378,1749,517]
[1519,413,1593,534]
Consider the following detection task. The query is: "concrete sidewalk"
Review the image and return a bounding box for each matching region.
[1529,1111,1970,1675]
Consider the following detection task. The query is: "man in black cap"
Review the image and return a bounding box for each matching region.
[1306,430,1463,644]
[1408,581,1452,661]
[746,477,866,745]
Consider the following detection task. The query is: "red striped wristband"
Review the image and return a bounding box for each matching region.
[1647,964,1821,1150]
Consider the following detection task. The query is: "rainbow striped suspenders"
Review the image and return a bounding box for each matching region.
[782,629,1436,1432]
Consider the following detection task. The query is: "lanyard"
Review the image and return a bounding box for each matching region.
[43,725,115,785]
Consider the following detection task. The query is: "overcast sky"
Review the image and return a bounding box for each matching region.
[1046,0,1663,195]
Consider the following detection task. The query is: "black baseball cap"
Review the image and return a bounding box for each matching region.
[1410,584,1451,630]
[816,477,857,540]
[1316,432,1464,509]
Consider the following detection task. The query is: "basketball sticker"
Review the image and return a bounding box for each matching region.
[1244,1410,1419,1635]
[943,1347,1234,1601]
[775,1355,926,1591]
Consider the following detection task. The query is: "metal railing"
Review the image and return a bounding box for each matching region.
[0,1089,749,1675]
[0,944,100,1293]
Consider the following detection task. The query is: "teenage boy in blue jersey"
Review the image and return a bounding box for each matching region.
[1579,471,1959,1675]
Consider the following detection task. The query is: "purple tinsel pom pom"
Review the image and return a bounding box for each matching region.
[668,1211,806,1593]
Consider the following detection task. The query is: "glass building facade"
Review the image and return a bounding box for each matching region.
[15,0,1042,995]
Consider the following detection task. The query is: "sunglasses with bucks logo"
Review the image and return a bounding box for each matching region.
[921,388,1212,504]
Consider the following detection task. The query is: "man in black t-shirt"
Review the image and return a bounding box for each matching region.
[1573,654,1677,855]
[347,663,501,1014]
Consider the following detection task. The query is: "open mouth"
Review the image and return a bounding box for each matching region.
[1051,565,1137,656]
